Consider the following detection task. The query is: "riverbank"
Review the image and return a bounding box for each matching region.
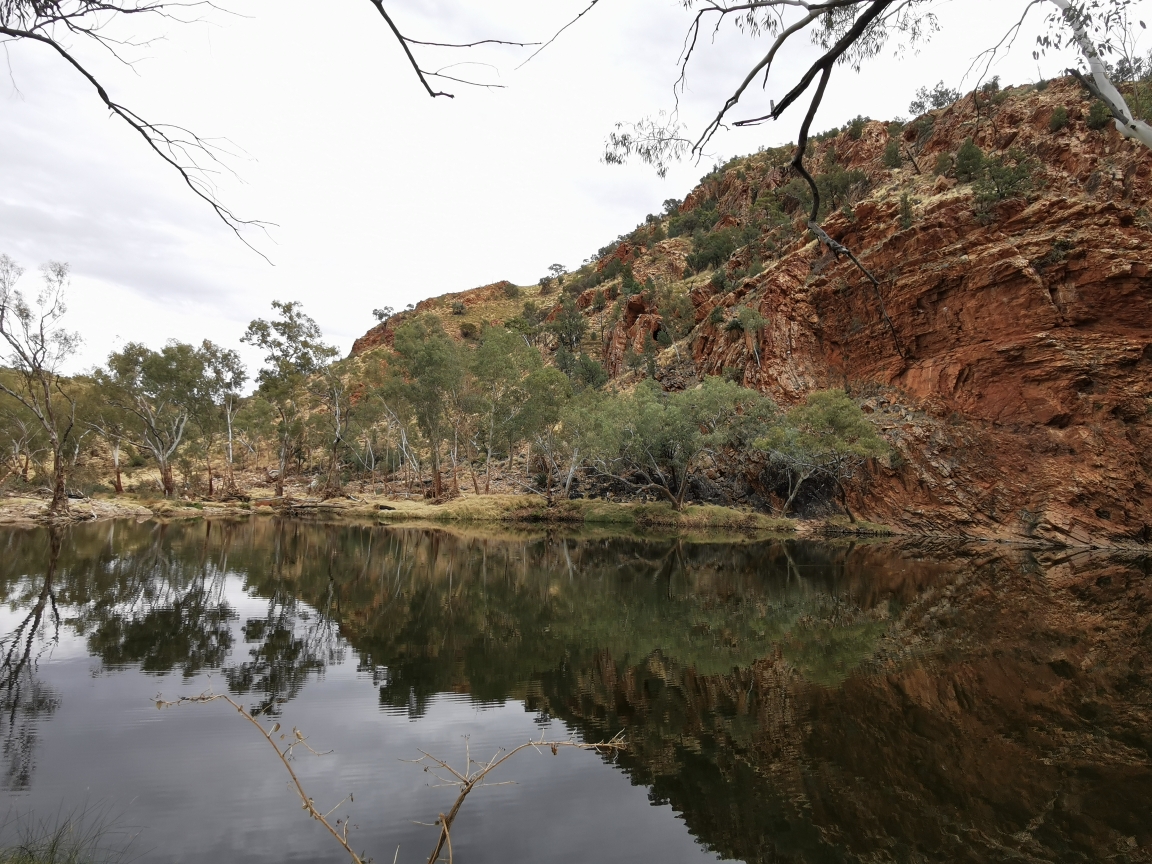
[0,490,897,537]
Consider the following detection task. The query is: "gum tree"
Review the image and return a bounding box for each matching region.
[97,341,211,498]
[242,301,338,498]
[756,389,887,520]
[0,255,80,514]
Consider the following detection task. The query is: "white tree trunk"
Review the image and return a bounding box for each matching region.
[1049,0,1152,149]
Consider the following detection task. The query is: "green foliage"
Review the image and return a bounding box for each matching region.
[667,199,721,238]
[974,150,1035,216]
[908,80,961,115]
[556,347,608,392]
[954,138,984,183]
[548,296,587,352]
[450,300,466,315]
[933,152,953,177]
[899,192,914,230]
[620,264,640,296]
[641,331,658,378]
[846,115,868,140]
[709,269,729,292]
[687,227,740,272]
[501,282,521,299]
[1048,106,1069,132]
[388,316,464,496]
[707,304,726,326]
[886,121,904,137]
[883,139,902,169]
[1087,100,1112,130]
[817,165,870,216]
[655,283,696,340]
[587,377,777,509]
[460,322,479,339]
[755,389,887,517]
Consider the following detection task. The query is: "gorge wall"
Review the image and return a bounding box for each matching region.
[352,78,1152,547]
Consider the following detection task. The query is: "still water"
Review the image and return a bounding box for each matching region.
[0,520,1149,863]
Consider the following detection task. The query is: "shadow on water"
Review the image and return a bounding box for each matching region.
[0,519,1150,862]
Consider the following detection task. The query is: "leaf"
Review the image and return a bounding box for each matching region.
[271,722,281,734]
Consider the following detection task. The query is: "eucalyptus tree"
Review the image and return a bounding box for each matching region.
[242,301,338,498]
[588,378,777,511]
[97,341,212,497]
[0,255,80,514]
[470,325,545,493]
[756,389,888,520]
[385,316,463,499]
[194,341,247,495]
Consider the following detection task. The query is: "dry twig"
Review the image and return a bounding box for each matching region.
[159,691,626,864]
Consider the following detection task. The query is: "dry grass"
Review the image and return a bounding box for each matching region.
[376,494,794,534]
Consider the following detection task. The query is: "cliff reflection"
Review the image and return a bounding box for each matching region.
[0,520,1148,862]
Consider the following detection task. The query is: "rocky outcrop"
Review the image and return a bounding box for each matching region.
[607,79,1152,546]
[350,78,1152,547]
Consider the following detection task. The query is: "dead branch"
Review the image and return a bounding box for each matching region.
[159,691,625,864]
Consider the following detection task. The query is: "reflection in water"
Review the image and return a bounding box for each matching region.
[0,520,1149,863]
[0,528,62,790]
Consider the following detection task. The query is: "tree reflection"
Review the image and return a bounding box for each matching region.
[0,527,62,790]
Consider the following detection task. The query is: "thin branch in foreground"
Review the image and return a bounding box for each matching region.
[158,690,626,864]
[515,0,601,70]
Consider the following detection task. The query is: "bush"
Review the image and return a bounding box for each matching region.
[883,140,902,169]
[1087,100,1112,130]
[460,322,479,339]
[1048,106,1069,132]
[955,138,984,182]
[846,115,868,140]
[707,304,726,325]
[501,282,521,299]
[899,192,914,230]
[886,121,905,137]
[934,152,953,177]
[975,150,1034,203]
[909,80,961,115]
[710,269,729,291]
[450,301,466,315]
[686,228,740,272]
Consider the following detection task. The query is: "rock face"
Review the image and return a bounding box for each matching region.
[351,78,1152,546]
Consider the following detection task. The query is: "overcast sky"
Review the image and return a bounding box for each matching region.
[1,0,1136,376]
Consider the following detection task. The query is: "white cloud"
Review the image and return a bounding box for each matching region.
[0,0,1123,374]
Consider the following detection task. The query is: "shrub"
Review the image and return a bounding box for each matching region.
[934,152,953,177]
[709,269,729,291]
[846,115,868,140]
[1035,77,1049,92]
[460,322,479,339]
[1087,100,1112,130]
[976,150,1034,202]
[899,192,914,230]
[707,304,726,325]
[1048,106,1069,132]
[883,140,902,169]
[954,138,984,182]
[886,121,905,137]
[501,282,521,299]
[450,300,466,315]
[686,228,740,272]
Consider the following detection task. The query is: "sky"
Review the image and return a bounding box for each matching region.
[0,0,1139,377]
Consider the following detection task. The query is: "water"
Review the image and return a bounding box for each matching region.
[0,520,1149,863]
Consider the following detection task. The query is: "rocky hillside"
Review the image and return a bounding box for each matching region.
[352,77,1152,547]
